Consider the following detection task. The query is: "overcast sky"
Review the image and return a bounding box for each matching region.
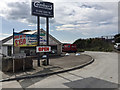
[0,0,119,43]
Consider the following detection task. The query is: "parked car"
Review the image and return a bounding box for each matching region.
[114,43,120,50]
[51,49,57,54]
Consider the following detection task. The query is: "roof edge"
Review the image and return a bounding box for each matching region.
[2,29,62,44]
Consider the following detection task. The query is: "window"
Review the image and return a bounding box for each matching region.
[71,46,76,48]
[65,46,68,48]
[68,45,70,48]
[8,46,12,56]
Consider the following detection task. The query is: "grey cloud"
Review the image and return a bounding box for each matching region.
[7,2,30,18]
[80,4,92,8]
[68,10,75,16]
[82,3,103,10]
[2,1,55,25]
[40,18,45,24]
[50,18,56,24]
[54,2,116,26]
[26,16,36,24]
[0,1,117,36]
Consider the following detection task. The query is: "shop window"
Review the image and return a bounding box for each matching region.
[8,46,12,56]
[24,49,30,56]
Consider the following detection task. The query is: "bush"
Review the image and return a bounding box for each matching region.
[77,49,84,52]
[73,38,114,52]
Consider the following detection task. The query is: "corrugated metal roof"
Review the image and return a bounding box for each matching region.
[3,39,13,45]
[2,29,61,45]
[2,36,13,44]
[22,30,37,34]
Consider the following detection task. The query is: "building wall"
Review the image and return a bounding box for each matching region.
[2,45,14,56]
[14,47,20,54]
[57,44,62,55]
[3,44,62,56]
[2,44,62,56]
[0,49,1,54]
[2,30,62,56]
[2,46,7,56]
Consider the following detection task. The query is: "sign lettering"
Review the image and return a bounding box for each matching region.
[14,33,46,47]
[32,1,54,17]
[36,46,51,52]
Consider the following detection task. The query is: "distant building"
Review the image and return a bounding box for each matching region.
[1,29,62,56]
[101,35,115,43]
[101,35,114,39]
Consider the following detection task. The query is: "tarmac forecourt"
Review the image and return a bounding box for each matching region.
[0,53,94,82]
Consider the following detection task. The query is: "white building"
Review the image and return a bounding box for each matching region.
[1,29,62,56]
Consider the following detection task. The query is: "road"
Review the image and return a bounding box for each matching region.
[1,51,119,88]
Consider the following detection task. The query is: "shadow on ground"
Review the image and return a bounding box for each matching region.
[17,76,46,88]
[64,77,118,88]
[16,72,119,88]
[15,66,62,88]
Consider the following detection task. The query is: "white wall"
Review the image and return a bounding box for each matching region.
[49,37,57,45]
[12,46,13,55]
[2,46,7,56]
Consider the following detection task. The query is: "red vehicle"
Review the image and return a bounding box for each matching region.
[62,44,77,53]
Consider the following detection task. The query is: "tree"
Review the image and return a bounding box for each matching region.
[114,34,120,43]
[73,37,113,52]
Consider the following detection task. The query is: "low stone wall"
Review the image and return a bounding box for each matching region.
[2,56,33,72]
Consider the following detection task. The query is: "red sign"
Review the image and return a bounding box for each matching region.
[14,34,27,47]
[36,46,51,52]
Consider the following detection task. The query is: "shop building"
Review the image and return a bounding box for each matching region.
[1,29,62,56]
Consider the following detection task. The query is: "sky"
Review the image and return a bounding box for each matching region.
[0,0,119,43]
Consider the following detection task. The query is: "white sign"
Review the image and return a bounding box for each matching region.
[36,46,51,52]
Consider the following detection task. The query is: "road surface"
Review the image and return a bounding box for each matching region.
[1,51,119,88]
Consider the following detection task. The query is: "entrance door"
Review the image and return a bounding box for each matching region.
[24,49,30,56]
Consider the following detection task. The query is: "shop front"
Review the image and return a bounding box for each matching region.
[2,29,62,57]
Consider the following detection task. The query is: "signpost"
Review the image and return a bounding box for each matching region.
[13,29,15,73]
[32,0,54,66]
[37,16,40,66]
[12,53,26,72]
[46,17,49,65]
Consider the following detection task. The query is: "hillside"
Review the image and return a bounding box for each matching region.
[73,38,114,52]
